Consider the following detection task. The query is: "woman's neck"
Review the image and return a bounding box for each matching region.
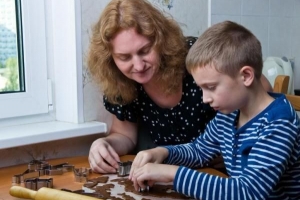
[142,79,182,109]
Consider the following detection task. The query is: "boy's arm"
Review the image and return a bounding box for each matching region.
[170,117,299,200]
[163,117,222,168]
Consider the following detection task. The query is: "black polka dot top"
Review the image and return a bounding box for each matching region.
[103,73,216,145]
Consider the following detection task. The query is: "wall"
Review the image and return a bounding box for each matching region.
[0,0,208,168]
[0,135,99,168]
[210,0,300,90]
[2,0,298,168]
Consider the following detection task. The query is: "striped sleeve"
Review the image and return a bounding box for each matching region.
[163,104,300,199]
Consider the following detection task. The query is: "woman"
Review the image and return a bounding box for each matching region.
[87,0,272,174]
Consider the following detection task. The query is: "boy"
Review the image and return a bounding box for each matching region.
[129,21,300,199]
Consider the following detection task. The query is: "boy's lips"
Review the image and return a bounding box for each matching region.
[212,106,219,110]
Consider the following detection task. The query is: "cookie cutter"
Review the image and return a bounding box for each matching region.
[45,162,74,175]
[12,160,49,185]
[12,159,74,189]
[117,161,132,177]
[73,167,92,183]
[117,161,149,192]
[138,180,150,193]
[24,178,53,190]
[139,185,150,193]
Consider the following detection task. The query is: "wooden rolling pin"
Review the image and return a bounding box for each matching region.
[10,186,102,200]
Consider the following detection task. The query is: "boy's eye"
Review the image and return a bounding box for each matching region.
[207,85,215,90]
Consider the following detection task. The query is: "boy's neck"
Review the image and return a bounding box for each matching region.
[237,88,274,129]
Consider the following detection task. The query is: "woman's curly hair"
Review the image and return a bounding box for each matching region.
[88,0,187,105]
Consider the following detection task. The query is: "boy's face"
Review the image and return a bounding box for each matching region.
[191,65,248,114]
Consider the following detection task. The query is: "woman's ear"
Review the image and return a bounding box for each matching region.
[239,66,255,87]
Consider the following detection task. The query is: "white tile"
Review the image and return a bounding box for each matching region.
[292,0,300,17]
[291,18,300,88]
[241,16,269,58]
[268,17,293,57]
[291,17,300,57]
[167,0,208,36]
[270,0,295,17]
[211,0,241,15]
[242,0,269,16]
[211,15,241,25]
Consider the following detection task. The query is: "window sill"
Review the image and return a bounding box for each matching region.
[0,121,107,149]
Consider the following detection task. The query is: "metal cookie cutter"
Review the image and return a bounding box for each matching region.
[12,159,74,189]
[45,162,74,175]
[28,159,50,175]
[24,178,53,190]
[12,169,40,186]
[12,159,49,185]
[73,167,92,183]
[138,181,150,193]
[117,161,132,177]
[117,161,150,192]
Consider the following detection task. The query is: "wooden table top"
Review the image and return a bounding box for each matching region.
[0,155,227,200]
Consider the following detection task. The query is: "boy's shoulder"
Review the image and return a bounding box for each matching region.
[213,93,298,126]
[263,93,298,122]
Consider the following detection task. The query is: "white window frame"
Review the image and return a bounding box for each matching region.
[0,0,106,149]
[0,0,48,119]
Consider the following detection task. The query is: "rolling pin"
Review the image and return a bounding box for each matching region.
[10,186,102,200]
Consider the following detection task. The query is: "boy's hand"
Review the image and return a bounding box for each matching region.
[131,163,179,191]
[129,147,169,180]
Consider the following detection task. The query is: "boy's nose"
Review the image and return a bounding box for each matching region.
[202,92,212,104]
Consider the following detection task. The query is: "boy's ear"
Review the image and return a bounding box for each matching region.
[239,66,254,86]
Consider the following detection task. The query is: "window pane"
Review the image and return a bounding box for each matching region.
[0,0,24,93]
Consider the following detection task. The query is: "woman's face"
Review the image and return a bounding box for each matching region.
[111,28,160,85]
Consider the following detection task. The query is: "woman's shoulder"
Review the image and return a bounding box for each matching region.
[103,96,138,122]
[182,72,201,93]
[183,72,195,84]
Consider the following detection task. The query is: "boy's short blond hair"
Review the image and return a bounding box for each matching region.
[186,21,263,79]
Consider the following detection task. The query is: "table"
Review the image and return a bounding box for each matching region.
[0,155,227,200]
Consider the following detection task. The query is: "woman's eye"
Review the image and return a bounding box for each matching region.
[139,47,151,55]
[118,56,130,61]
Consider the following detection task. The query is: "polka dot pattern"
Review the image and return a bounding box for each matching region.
[104,73,216,145]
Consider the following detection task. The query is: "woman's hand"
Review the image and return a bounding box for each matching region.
[129,147,169,179]
[88,116,138,174]
[131,163,178,191]
[88,138,120,173]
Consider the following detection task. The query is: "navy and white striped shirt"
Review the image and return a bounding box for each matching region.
[164,93,300,200]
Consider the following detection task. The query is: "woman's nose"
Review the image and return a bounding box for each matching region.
[132,56,145,71]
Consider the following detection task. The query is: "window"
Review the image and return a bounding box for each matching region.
[0,0,24,93]
[0,0,48,119]
[0,0,106,149]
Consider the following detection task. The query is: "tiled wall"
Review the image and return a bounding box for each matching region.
[211,0,300,90]
[0,0,208,169]
[2,0,298,169]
